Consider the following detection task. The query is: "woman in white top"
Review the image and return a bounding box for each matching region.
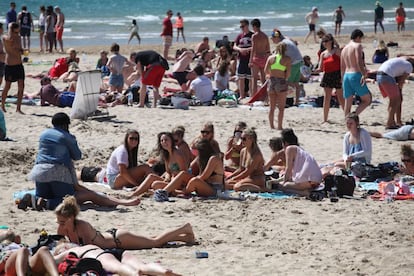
[278,128,322,196]
[106,129,151,189]
[127,19,141,45]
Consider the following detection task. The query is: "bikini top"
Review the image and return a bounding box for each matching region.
[169,162,181,173]
[270,54,286,71]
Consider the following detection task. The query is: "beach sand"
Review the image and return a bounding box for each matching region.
[1,30,414,275]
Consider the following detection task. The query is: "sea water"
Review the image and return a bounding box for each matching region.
[0,0,413,47]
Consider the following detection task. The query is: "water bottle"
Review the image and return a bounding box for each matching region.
[373,39,378,48]
[127,91,133,106]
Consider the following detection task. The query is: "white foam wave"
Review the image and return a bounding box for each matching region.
[202,10,226,14]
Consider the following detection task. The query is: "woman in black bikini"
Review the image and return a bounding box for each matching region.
[54,242,181,276]
[128,132,187,197]
[158,138,224,198]
[55,196,195,250]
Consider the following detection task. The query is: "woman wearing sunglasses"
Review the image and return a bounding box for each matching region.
[104,129,151,189]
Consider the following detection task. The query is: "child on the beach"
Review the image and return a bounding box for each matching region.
[106,43,134,94]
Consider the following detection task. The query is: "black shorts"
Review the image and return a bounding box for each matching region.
[80,167,102,182]
[236,59,251,78]
[177,27,184,31]
[20,28,31,37]
[96,248,125,262]
[5,64,25,82]
[309,24,315,31]
[320,70,342,89]
[172,71,188,85]
[0,62,5,78]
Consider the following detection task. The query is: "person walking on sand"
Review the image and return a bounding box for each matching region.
[128,19,141,45]
[374,1,385,34]
[175,12,185,43]
[395,2,406,33]
[5,2,17,28]
[264,41,291,130]
[249,18,270,96]
[54,6,65,53]
[161,10,173,60]
[17,5,34,52]
[1,23,25,114]
[304,7,319,43]
[341,29,372,116]
[333,5,345,36]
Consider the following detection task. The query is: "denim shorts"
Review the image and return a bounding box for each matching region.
[109,74,124,88]
[106,173,118,189]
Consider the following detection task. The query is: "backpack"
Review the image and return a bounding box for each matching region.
[324,170,356,197]
[58,252,106,276]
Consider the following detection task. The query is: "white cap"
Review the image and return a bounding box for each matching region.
[312,6,318,12]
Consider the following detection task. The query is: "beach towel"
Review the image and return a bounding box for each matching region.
[4,97,39,106]
[359,181,414,200]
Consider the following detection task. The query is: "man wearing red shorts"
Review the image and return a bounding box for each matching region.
[135,50,168,108]
[54,6,65,53]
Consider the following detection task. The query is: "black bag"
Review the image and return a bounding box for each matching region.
[324,171,356,197]
[159,56,169,70]
[31,234,65,254]
[59,252,106,276]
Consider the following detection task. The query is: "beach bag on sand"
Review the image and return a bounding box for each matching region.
[324,170,356,197]
[58,252,106,276]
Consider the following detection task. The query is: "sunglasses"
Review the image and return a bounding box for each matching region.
[129,136,139,141]
[401,159,411,163]
[201,130,211,134]
[239,25,246,28]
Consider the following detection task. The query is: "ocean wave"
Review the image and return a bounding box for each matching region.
[202,10,226,14]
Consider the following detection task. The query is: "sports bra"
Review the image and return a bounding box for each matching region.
[270,54,286,71]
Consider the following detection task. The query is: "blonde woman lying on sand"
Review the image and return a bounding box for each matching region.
[226,128,265,192]
[55,196,195,250]
[127,132,187,198]
[153,138,225,198]
[54,241,181,276]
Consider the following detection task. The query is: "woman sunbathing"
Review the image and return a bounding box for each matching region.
[55,195,195,250]
[224,121,247,172]
[128,132,187,197]
[54,241,181,276]
[156,138,224,198]
[226,128,265,192]
[0,229,58,276]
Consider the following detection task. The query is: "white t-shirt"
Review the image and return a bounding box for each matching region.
[378,58,413,78]
[190,75,214,103]
[106,145,129,175]
[214,71,229,91]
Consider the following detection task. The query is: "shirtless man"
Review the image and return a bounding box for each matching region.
[173,49,195,90]
[1,23,25,114]
[340,29,371,116]
[395,2,406,33]
[249,18,270,96]
[195,37,210,57]
[17,5,33,51]
[304,7,319,43]
[54,6,65,53]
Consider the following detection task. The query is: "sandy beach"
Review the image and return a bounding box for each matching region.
[1,30,414,275]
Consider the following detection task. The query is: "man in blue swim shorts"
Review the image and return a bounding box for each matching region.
[341,29,372,116]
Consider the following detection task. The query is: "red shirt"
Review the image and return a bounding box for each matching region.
[161,17,173,36]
